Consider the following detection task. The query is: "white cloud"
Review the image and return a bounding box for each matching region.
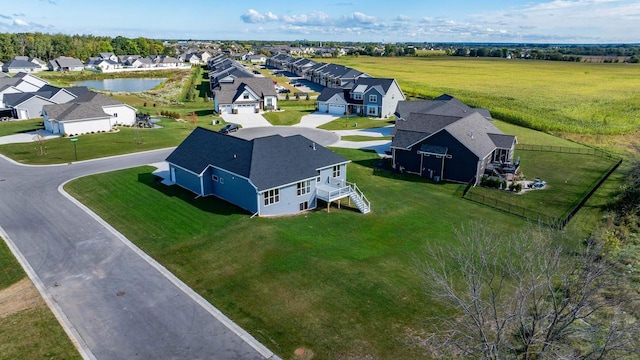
[13,19,29,26]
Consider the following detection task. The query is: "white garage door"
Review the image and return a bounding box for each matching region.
[235,104,256,114]
[218,105,232,114]
[328,104,345,115]
[318,103,328,113]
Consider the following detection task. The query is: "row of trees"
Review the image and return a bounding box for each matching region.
[0,33,177,63]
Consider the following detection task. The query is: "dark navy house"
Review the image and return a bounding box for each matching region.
[166,127,371,216]
[391,95,517,185]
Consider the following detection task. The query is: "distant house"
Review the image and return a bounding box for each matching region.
[391,94,517,185]
[317,78,405,117]
[42,92,137,135]
[2,58,41,73]
[15,56,47,71]
[85,58,122,72]
[248,54,267,64]
[213,77,277,114]
[48,57,85,72]
[0,72,49,107]
[4,85,87,120]
[165,127,370,216]
[99,52,119,62]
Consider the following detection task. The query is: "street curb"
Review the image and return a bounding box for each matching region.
[58,172,280,360]
[0,226,97,360]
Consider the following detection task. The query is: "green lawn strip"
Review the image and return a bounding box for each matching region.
[64,149,528,359]
[263,100,316,125]
[340,135,392,141]
[467,151,617,219]
[0,119,44,137]
[0,240,81,359]
[0,117,218,165]
[319,117,396,130]
[323,56,640,135]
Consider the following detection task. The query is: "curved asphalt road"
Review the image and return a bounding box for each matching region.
[0,150,277,360]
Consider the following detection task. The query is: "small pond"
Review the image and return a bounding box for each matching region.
[74,78,166,92]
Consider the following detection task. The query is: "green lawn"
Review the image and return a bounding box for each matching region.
[468,150,618,219]
[323,56,640,135]
[0,119,44,137]
[0,117,220,164]
[319,116,395,130]
[64,148,535,359]
[263,100,317,125]
[0,240,81,359]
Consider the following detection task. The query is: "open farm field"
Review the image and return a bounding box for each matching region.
[324,56,640,135]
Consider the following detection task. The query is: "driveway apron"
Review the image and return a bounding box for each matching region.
[0,150,275,360]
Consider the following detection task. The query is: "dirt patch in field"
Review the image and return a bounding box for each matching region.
[0,278,43,318]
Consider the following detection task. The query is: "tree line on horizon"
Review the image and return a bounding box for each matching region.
[0,33,177,63]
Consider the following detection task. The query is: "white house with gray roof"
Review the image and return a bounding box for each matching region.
[42,92,137,136]
[214,77,277,114]
[48,57,85,72]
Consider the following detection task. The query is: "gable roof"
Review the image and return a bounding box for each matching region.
[391,94,515,158]
[3,59,39,69]
[214,77,275,104]
[4,92,55,107]
[317,87,346,102]
[395,95,492,120]
[43,101,110,122]
[166,127,348,191]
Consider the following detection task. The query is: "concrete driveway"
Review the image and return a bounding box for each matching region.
[294,112,340,128]
[233,126,339,146]
[0,151,277,360]
[220,112,272,128]
[0,129,60,144]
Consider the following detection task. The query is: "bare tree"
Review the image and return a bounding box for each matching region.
[418,223,639,360]
[32,131,46,156]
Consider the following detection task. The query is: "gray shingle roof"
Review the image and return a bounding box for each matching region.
[43,91,130,122]
[317,87,346,102]
[166,127,348,191]
[391,95,514,158]
[214,77,276,104]
[3,59,39,69]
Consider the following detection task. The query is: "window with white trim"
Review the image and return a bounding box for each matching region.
[264,188,279,206]
[353,93,363,100]
[368,106,377,115]
[243,92,249,100]
[368,94,377,103]
[332,165,341,178]
[220,177,224,184]
[299,201,309,211]
[297,180,311,196]
[212,175,218,182]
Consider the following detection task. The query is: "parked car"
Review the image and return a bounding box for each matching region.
[279,89,291,94]
[219,123,239,134]
[531,178,547,189]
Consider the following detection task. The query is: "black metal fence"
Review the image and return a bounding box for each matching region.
[515,144,618,160]
[464,191,558,226]
[463,145,622,228]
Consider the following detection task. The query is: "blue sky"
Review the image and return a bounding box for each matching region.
[1,0,639,43]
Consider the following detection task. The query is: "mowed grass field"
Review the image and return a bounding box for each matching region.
[324,56,640,135]
[65,150,529,359]
[63,120,612,358]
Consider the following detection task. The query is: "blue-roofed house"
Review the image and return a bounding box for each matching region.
[165,127,371,216]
